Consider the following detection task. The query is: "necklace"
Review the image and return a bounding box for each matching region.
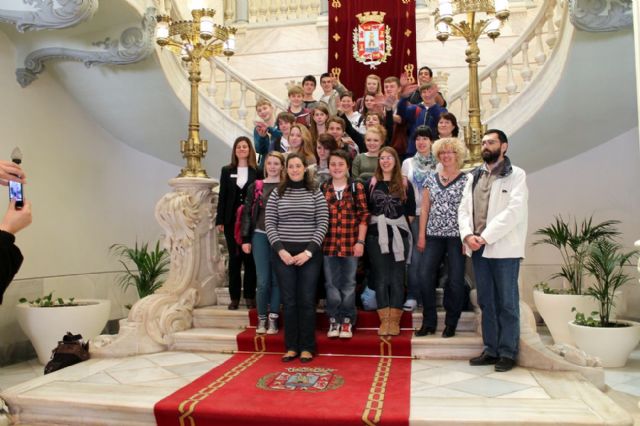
[440,173,450,183]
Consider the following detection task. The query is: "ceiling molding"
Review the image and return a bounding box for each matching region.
[0,0,98,32]
[569,0,632,32]
[16,7,156,87]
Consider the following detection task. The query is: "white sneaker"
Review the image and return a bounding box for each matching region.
[266,313,279,335]
[327,318,340,338]
[339,318,353,339]
[403,299,417,312]
[256,317,267,334]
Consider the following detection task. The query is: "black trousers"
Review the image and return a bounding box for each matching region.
[223,225,256,301]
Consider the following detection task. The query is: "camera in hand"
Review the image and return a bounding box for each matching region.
[9,180,23,209]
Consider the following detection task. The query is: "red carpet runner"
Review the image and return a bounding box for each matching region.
[155,310,411,426]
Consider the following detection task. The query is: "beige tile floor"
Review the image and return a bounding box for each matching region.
[0,328,638,425]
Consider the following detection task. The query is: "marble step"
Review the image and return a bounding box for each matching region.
[193,306,479,332]
[171,327,483,360]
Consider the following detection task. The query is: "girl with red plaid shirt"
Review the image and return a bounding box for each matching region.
[321,150,370,339]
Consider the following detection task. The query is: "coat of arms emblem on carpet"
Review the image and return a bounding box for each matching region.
[352,11,393,69]
[257,367,344,392]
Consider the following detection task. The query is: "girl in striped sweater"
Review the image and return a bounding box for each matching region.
[265,153,329,363]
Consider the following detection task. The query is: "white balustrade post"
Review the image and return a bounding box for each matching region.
[238,83,248,125]
[505,56,517,100]
[279,0,288,20]
[207,58,218,98]
[248,0,258,23]
[459,94,468,127]
[224,0,235,24]
[489,70,501,111]
[224,67,232,115]
[259,0,269,22]
[270,0,279,21]
[520,41,533,83]
[534,25,547,65]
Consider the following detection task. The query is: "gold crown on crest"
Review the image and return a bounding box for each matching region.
[356,11,386,24]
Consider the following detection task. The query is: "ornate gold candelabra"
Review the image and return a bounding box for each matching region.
[155,8,236,178]
[434,0,509,167]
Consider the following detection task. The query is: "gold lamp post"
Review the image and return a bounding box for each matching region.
[434,0,509,167]
[155,8,236,178]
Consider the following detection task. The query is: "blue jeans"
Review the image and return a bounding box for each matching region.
[251,232,280,317]
[472,246,521,359]
[419,236,466,329]
[366,234,408,310]
[274,252,323,354]
[323,256,358,324]
[407,218,426,301]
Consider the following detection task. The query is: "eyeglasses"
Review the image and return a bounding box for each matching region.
[379,156,394,161]
[439,151,456,156]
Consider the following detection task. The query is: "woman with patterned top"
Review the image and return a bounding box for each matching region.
[366,147,416,336]
[265,153,329,363]
[321,150,369,339]
[241,151,286,335]
[401,125,437,312]
[416,137,473,338]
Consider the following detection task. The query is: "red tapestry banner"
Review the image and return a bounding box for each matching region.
[328,0,417,97]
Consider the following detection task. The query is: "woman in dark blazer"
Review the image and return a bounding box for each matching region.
[216,136,259,310]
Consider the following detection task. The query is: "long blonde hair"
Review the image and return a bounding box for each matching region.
[289,123,317,165]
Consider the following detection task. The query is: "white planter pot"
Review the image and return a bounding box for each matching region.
[533,290,598,345]
[16,299,111,364]
[568,320,640,367]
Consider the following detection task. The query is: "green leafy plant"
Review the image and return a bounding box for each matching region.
[19,292,77,307]
[574,239,639,327]
[110,241,170,304]
[533,282,564,294]
[533,216,620,294]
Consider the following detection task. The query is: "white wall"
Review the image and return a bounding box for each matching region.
[0,30,181,362]
[520,127,640,319]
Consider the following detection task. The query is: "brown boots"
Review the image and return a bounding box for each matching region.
[377,307,403,336]
[388,308,403,336]
[377,308,390,336]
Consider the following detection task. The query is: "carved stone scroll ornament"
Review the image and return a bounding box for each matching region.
[569,0,632,32]
[0,0,98,32]
[91,178,226,358]
[15,6,156,87]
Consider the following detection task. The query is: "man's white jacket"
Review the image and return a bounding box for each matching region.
[458,157,528,259]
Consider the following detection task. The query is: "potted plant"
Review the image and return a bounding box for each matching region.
[110,241,170,308]
[532,216,620,344]
[16,293,110,364]
[568,239,640,367]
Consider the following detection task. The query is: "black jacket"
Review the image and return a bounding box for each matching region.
[0,230,23,305]
[215,165,258,226]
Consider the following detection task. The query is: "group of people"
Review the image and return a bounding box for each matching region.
[215,68,528,371]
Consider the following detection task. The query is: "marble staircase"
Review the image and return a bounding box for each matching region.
[171,304,484,359]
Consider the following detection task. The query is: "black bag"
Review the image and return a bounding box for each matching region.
[44,332,90,374]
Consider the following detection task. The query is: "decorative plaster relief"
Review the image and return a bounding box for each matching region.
[569,0,632,32]
[91,178,226,358]
[0,0,98,32]
[15,7,156,87]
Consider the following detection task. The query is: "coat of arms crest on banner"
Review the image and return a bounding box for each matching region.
[352,11,392,69]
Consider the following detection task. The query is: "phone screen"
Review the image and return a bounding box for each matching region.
[9,180,23,209]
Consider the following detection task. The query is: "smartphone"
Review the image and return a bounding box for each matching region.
[8,180,24,209]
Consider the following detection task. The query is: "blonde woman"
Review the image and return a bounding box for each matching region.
[415,138,472,338]
[288,123,317,166]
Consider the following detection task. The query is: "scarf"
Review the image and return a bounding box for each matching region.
[411,153,435,188]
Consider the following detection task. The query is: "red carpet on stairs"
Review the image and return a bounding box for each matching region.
[154,309,412,426]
